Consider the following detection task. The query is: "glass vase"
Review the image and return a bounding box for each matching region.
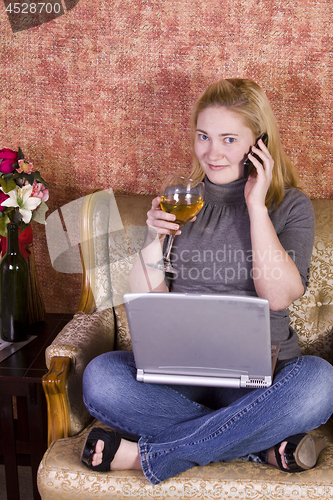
[0,222,29,342]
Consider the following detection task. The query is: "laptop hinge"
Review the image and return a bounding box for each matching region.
[241,375,271,388]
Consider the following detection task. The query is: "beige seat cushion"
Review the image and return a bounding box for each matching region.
[38,420,333,500]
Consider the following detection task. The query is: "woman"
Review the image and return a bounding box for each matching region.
[82,79,333,483]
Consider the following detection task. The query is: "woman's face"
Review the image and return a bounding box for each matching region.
[194,106,255,184]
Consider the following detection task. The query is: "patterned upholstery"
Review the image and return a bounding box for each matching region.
[45,308,116,435]
[38,196,333,499]
[289,200,333,364]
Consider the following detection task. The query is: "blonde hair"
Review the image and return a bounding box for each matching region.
[190,79,299,208]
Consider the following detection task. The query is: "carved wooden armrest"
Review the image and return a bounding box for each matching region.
[42,308,116,445]
[42,356,72,446]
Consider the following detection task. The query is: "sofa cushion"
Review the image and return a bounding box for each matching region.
[38,420,333,500]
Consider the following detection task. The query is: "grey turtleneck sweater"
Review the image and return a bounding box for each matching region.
[167,176,315,360]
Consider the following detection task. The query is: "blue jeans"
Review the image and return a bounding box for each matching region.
[83,351,333,484]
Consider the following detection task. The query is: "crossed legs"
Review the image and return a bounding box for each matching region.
[83,351,333,484]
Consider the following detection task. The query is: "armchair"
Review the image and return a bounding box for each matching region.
[38,191,333,500]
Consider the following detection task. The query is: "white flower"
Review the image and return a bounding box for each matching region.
[1,184,41,224]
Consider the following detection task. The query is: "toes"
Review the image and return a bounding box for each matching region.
[91,452,103,466]
[91,439,105,466]
[95,440,105,454]
[279,441,288,469]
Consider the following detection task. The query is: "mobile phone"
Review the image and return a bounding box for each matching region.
[243,132,268,177]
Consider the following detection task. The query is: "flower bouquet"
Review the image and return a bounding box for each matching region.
[0,147,50,326]
[0,147,50,258]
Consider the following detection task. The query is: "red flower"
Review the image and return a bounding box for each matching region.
[0,225,33,259]
[0,148,18,174]
[0,190,9,211]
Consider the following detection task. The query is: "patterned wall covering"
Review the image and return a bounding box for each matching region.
[0,0,332,313]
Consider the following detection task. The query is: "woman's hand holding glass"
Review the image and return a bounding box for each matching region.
[147,196,182,238]
[147,175,205,273]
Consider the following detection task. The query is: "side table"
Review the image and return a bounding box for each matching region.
[0,313,72,500]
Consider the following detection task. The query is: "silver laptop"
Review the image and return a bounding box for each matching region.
[124,292,273,389]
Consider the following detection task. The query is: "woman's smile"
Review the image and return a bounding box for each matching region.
[207,163,229,170]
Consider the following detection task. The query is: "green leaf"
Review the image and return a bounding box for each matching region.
[0,178,16,193]
[31,201,49,224]
[0,215,10,237]
[22,173,35,185]
[32,171,52,189]
[18,147,25,160]
[2,172,14,180]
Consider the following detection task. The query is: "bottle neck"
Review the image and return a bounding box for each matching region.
[6,223,20,255]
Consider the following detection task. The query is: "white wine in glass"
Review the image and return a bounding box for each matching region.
[153,175,205,273]
[160,193,204,230]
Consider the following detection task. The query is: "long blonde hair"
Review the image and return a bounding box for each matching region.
[190,79,299,208]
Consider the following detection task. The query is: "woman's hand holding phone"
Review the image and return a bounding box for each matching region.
[243,133,268,177]
[244,133,274,210]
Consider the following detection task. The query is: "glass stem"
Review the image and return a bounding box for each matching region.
[163,233,176,262]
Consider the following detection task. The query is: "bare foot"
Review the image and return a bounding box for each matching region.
[91,438,142,471]
[267,442,288,469]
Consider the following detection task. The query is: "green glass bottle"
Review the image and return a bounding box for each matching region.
[0,223,29,342]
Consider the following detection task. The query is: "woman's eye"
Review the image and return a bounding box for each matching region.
[199,134,209,141]
[225,137,236,144]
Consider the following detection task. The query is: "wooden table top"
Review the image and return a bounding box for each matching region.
[0,313,72,382]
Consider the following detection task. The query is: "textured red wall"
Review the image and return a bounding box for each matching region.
[0,0,332,313]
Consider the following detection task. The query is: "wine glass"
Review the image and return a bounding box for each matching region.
[150,175,205,274]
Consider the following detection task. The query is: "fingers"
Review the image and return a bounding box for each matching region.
[248,139,274,176]
[151,196,162,210]
[252,138,271,162]
[244,139,274,207]
[147,196,181,235]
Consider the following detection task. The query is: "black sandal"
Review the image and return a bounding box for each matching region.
[81,428,122,472]
[275,433,327,472]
